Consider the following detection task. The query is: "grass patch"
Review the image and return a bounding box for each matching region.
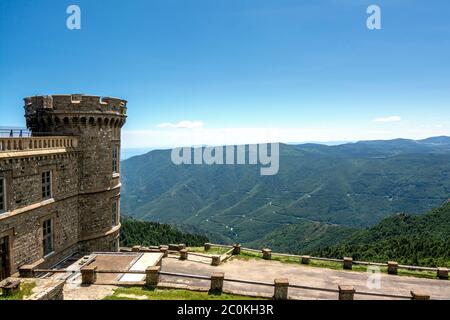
[188,246,231,255]
[397,268,439,280]
[103,287,263,300]
[0,281,36,300]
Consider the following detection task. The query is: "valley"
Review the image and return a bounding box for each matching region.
[120,136,450,258]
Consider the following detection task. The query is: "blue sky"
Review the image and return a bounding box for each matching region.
[1,0,449,148]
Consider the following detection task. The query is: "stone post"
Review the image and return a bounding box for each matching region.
[211,255,221,266]
[0,279,21,296]
[411,291,430,300]
[387,261,398,275]
[204,243,212,251]
[179,243,186,250]
[338,285,355,300]
[262,248,272,260]
[19,265,36,278]
[19,259,44,278]
[301,255,311,265]
[145,266,160,287]
[81,265,97,285]
[343,257,353,270]
[159,245,169,257]
[210,272,224,293]
[233,244,241,255]
[180,249,188,260]
[437,268,449,280]
[273,278,289,300]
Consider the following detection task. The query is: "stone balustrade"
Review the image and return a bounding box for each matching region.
[0,136,78,152]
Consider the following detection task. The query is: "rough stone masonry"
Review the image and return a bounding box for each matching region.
[0,94,127,278]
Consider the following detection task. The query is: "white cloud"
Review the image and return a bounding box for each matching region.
[373,116,402,123]
[157,120,204,129]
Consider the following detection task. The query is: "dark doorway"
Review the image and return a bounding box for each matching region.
[0,236,10,281]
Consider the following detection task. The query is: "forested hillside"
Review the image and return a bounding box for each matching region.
[313,202,450,267]
[247,220,356,254]
[121,137,450,245]
[120,216,209,247]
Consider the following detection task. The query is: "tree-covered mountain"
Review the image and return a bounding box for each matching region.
[120,216,209,247]
[313,202,450,267]
[246,220,356,254]
[121,136,450,245]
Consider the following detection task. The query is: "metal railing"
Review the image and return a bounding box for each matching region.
[0,128,31,138]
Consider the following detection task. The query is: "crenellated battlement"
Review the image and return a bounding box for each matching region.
[24,94,127,135]
[24,94,127,117]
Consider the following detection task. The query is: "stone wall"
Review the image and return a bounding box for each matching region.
[24,278,65,300]
[0,94,127,277]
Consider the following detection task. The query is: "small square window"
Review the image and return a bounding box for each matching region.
[42,171,52,199]
[111,199,119,227]
[112,146,119,173]
[43,218,54,256]
[0,177,5,213]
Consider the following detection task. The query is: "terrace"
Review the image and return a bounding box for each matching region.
[0,130,78,158]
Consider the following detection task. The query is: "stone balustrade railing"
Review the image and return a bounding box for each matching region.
[0,136,78,152]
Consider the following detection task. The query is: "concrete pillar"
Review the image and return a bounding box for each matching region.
[131,245,141,252]
[338,285,355,300]
[233,244,241,255]
[387,261,398,275]
[180,249,188,260]
[210,272,224,293]
[411,291,430,300]
[262,248,272,260]
[81,265,97,285]
[204,243,212,251]
[273,278,289,300]
[301,255,311,265]
[437,268,449,280]
[145,266,160,287]
[211,255,221,266]
[343,257,353,270]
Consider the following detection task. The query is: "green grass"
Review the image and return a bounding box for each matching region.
[188,246,231,255]
[397,268,438,280]
[0,281,36,300]
[103,287,263,300]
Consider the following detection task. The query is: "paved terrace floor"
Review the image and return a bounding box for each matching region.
[159,256,450,300]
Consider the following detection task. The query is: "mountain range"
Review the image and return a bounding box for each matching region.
[121,136,450,248]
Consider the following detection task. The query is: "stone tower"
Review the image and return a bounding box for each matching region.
[24,94,127,252]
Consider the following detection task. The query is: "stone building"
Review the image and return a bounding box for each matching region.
[0,94,127,280]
